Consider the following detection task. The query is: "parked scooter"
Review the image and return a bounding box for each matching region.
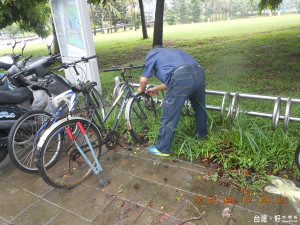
[0,36,72,163]
[0,40,23,89]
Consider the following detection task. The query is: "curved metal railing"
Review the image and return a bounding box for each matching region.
[114,76,300,131]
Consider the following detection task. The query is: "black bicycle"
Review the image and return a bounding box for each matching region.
[36,64,157,189]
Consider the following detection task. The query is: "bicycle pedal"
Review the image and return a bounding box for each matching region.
[122,146,132,152]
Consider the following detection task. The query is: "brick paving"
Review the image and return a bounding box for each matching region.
[0,147,298,225]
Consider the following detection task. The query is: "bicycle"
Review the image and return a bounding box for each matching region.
[35,64,157,189]
[7,55,106,173]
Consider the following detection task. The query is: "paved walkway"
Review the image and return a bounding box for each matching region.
[0,147,298,225]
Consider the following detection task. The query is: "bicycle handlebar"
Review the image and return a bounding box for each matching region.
[23,54,33,64]
[53,55,97,70]
[103,64,144,72]
[50,53,61,61]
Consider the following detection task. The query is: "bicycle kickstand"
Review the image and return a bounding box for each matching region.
[65,122,109,187]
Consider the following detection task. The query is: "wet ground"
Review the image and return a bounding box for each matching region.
[0,147,298,225]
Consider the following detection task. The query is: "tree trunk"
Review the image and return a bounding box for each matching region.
[108,4,112,33]
[138,0,148,39]
[153,0,165,47]
[51,17,60,55]
[90,4,97,36]
[133,5,136,31]
[229,0,232,19]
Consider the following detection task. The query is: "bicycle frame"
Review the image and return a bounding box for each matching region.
[87,80,145,136]
[29,89,78,143]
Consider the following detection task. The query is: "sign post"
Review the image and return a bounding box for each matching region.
[49,0,102,92]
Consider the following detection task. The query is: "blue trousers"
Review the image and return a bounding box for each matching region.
[156,64,207,154]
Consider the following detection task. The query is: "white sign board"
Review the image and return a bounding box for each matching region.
[49,0,102,92]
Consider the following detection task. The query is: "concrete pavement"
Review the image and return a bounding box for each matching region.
[0,147,298,225]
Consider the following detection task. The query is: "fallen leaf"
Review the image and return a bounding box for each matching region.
[126,208,132,212]
[222,207,231,219]
[176,197,181,201]
[180,193,184,197]
[164,165,169,168]
[241,188,250,195]
[164,177,168,182]
[120,200,125,207]
[90,198,96,204]
[133,183,139,190]
[148,201,154,207]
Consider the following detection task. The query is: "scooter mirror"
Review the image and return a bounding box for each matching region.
[11,40,17,47]
[46,35,54,47]
[11,40,16,54]
[0,56,14,65]
[46,35,54,55]
[19,41,26,56]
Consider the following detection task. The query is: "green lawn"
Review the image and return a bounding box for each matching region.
[1,14,299,192]
[94,14,300,192]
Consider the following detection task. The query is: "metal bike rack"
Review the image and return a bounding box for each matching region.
[114,76,300,131]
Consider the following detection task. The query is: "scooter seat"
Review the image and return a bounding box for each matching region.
[0,87,33,104]
[0,85,10,91]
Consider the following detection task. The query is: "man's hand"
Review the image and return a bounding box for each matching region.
[145,87,157,95]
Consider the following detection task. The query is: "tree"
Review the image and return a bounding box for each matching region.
[126,0,138,31]
[92,4,106,29]
[192,0,201,23]
[106,0,121,33]
[153,0,165,47]
[138,0,148,39]
[90,4,97,35]
[258,0,283,11]
[0,0,51,38]
[6,24,20,38]
[179,0,187,23]
[89,0,148,38]
[165,10,177,25]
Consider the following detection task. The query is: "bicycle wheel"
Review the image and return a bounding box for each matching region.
[37,117,102,189]
[295,144,300,171]
[0,131,8,163]
[125,93,156,143]
[8,110,53,173]
[88,87,106,120]
[0,148,7,164]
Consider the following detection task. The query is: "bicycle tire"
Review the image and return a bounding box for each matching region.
[295,144,300,171]
[88,87,106,120]
[7,110,53,173]
[0,131,8,163]
[0,148,7,164]
[125,93,156,143]
[36,117,102,189]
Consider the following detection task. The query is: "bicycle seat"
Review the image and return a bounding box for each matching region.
[0,87,33,104]
[83,81,97,92]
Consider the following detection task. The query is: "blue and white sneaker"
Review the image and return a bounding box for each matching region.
[148,146,170,157]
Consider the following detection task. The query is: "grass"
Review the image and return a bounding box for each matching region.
[1,15,299,192]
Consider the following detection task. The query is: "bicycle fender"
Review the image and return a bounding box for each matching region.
[36,116,91,149]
